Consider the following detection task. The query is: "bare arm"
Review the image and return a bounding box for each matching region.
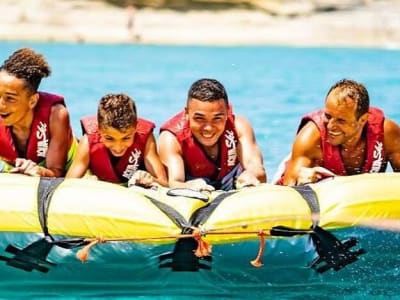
[234,115,266,186]
[384,118,400,172]
[65,135,90,178]
[143,133,168,186]
[282,121,324,186]
[158,130,213,190]
[43,104,73,177]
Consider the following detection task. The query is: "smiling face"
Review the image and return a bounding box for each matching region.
[0,70,37,127]
[323,93,368,147]
[185,98,228,148]
[99,125,136,157]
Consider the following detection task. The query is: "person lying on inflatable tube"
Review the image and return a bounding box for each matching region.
[66,93,168,188]
[158,78,267,192]
[275,78,400,186]
[0,48,77,177]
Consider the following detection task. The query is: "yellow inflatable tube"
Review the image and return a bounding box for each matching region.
[0,173,399,245]
[196,173,400,243]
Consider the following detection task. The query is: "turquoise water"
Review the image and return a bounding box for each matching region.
[0,42,400,298]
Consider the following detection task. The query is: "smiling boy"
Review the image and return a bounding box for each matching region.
[0,48,76,177]
[66,93,167,187]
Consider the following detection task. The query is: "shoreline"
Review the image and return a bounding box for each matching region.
[0,0,400,49]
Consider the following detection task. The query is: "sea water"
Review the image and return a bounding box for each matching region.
[0,42,399,298]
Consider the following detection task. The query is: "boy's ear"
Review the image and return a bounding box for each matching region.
[28,93,39,109]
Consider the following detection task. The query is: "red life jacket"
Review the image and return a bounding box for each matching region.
[81,116,155,183]
[0,92,65,165]
[274,107,387,184]
[160,110,239,181]
[304,107,387,175]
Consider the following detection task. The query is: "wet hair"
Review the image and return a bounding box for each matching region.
[98,93,137,130]
[0,48,51,93]
[187,78,229,105]
[326,79,369,119]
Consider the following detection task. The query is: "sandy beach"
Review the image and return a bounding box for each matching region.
[0,0,400,48]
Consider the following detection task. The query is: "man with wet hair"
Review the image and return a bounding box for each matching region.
[280,79,400,186]
[0,48,77,177]
[159,78,266,191]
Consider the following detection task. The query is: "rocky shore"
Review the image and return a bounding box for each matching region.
[0,0,399,48]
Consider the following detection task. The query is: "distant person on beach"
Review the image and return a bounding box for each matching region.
[0,48,77,177]
[158,78,266,191]
[126,0,140,41]
[277,79,400,186]
[66,93,167,187]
